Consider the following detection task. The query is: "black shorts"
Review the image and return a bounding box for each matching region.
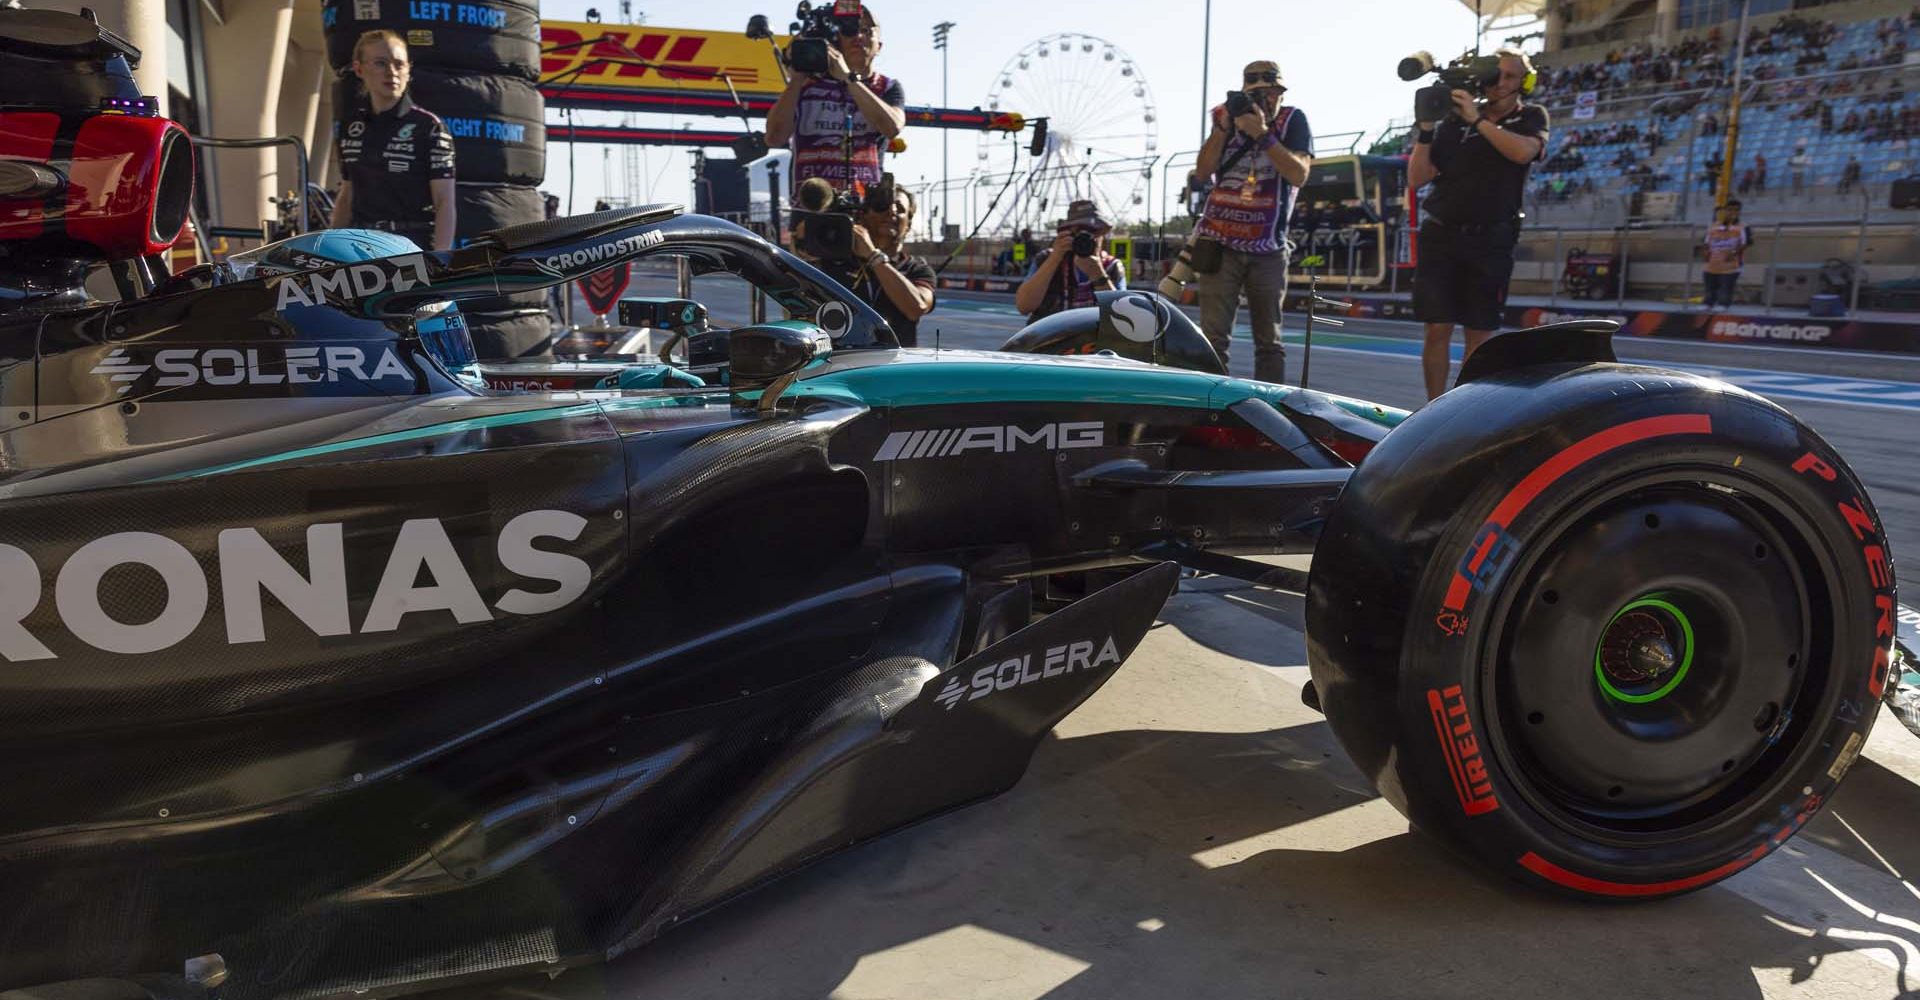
[1412,221,1517,331]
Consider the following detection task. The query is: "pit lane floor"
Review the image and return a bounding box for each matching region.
[439,563,1920,1000]
[439,286,1920,1000]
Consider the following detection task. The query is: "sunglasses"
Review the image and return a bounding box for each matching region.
[1244,70,1281,84]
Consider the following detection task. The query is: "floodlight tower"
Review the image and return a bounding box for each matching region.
[933,20,957,238]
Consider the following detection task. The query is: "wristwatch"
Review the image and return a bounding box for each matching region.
[865,250,888,269]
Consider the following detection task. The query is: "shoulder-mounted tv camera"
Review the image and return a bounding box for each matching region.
[1398,50,1503,123]
[792,171,893,261]
[785,0,867,77]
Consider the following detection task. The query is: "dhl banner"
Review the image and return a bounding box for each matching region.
[539,20,1025,132]
[540,20,788,96]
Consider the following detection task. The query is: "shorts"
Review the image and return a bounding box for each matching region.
[1413,220,1517,331]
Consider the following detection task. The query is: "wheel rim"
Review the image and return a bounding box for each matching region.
[1485,469,1837,837]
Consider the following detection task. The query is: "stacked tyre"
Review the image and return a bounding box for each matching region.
[321,0,553,357]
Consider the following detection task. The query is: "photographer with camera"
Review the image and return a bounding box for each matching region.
[765,2,906,200]
[1191,61,1312,384]
[1405,48,1549,400]
[1014,199,1127,322]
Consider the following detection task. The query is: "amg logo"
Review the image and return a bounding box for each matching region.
[933,636,1122,710]
[273,254,430,310]
[90,346,413,395]
[872,421,1103,462]
[1710,320,1831,343]
[1428,685,1499,815]
[0,510,592,662]
[542,230,666,272]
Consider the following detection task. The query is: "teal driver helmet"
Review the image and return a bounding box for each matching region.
[231,229,479,383]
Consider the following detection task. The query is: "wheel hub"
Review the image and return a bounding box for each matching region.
[1495,484,1811,828]
[1596,600,1692,700]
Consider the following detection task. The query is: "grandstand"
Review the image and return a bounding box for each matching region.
[1478,0,1920,308]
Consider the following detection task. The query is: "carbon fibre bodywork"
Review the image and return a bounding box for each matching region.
[0,208,1393,997]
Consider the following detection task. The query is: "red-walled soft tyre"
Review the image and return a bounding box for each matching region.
[1307,362,1895,899]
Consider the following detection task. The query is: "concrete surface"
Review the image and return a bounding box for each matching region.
[440,566,1920,1000]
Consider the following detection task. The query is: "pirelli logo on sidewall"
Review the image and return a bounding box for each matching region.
[873,421,1103,462]
[1428,684,1499,816]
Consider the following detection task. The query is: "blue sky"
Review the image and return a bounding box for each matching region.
[538,0,1491,223]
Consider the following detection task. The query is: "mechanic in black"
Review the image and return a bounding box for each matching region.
[819,185,936,346]
[328,30,456,250]
[1407,48,1549,399]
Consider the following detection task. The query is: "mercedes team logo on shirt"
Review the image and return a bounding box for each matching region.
[347,121,366,137]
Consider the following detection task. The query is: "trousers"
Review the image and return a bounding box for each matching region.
[1197,246,1289,384]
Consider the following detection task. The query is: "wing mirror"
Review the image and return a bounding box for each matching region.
[729,322,832,388]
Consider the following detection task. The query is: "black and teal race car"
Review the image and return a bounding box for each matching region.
[0,197,1902,997]
[0,15,1905,989]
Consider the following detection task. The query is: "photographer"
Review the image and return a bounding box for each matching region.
[765,4,906,199]
[1408,48,1549,400]
[1191,61,1312,384]
[1014,200,1127,322]
[820,185,937,346]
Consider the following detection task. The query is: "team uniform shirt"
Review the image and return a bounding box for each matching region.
[1198,105,1313,255]
[1703,222,1752,274]
[1025,249,1127,319]
[788,73,906,196]
[335,93,456,231]
[1423,104,1550,227]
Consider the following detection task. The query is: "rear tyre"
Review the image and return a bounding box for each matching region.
[1307,363,1892,899]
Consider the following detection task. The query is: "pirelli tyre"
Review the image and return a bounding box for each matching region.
[1307,363,1893,900]
[455,182,543,242]
[321,0,541,82]
[463,306,554,359]
[404,69,545,186]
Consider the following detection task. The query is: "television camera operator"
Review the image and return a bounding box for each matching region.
[797,177,936,346]
[765,2,906,199]
[1406,48,1549,400]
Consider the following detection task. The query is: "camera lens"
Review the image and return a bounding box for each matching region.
[1072,231,1096,257]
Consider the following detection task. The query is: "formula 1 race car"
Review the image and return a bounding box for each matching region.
[0,9,1904,999]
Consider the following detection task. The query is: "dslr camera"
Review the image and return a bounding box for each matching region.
[792,172,894,261]
[1398,50,1502,122]
[785,0,866,77]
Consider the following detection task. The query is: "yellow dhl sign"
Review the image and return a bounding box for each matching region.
[540,21,788,95]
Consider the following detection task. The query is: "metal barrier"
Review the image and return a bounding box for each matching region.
[188,134,310,242]
[1515,213,1917,314]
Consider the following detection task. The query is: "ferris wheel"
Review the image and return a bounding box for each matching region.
[977,33,1159,234]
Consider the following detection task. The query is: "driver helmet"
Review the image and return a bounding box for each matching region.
[229,229,479,383]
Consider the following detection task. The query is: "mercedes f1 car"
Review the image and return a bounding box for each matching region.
[0,9,1906,999]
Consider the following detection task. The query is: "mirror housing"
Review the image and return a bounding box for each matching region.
[729,322,832,388]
